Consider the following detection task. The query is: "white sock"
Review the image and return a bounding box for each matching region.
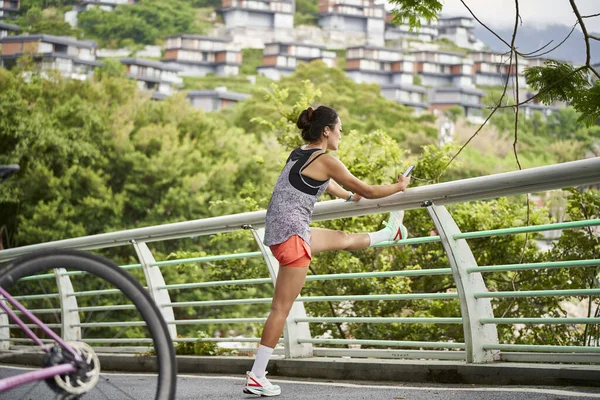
[251,344,274,379]
[367,227,392,246]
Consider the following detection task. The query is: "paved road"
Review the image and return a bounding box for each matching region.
[1,366,600,400]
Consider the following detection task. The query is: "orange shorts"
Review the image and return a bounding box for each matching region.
[269,235,312,267]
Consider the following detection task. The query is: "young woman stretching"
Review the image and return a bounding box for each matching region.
[244,105,410,396]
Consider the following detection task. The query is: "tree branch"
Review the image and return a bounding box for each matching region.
[568,0,600,79]
[459,0,511,48]
[519,21,578,58]
[492,66,588,109]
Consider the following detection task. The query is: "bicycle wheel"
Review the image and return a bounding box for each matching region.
[0,249,176,400]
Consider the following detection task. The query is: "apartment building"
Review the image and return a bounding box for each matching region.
[317,0,385,46]
[219,0,294,30]
[0,21,18,39]
[257,41,336,80]
[344,46,429,112]
[468,50,528,87]
[384,13,438,43]
[187,87,250,112]
[428,86,485,123]
[437,16,484,50]
[120,58,183,100]
[411,50,474,87]
[0,0,19,20]
[0,34,101,80]
[380,83,428,114]
[345,45,411,84]
[163,35,242,77]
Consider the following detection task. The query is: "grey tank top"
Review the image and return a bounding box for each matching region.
[264,147,330,246]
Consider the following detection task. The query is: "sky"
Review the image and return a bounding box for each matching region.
[439,0,600,32]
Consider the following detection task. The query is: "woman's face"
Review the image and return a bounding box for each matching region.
[326,118,342,151]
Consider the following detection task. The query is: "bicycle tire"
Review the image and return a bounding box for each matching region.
[0,249,177,400]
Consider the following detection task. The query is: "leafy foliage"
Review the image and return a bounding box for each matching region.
[77,0,203,48]
[387,0,443,29]
[14,6,82,36]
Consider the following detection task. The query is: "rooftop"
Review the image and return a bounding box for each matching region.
[120,58,182,72]
[0,34,97,48]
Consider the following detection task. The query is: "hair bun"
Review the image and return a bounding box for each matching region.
[307,107,314,122]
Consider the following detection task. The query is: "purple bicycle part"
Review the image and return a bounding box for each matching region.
[0,363,76,392]
[0,294,45,348]
[0,287,81,362]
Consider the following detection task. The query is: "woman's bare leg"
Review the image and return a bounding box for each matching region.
[310,227,370,255]
[259,265,309,348]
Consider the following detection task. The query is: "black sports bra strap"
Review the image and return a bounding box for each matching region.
[303,151,326,169]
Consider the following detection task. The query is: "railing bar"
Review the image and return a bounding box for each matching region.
[17,264,142,282]
[481,318,600,324]
[483,344,600,353]
[468,259,600,273]
[159,269,454,291]
[164,293,459,308]
[169,318,267,325]
[73,322,147,328]
[294,317,462,324]
[305,268,453,281]
[71,305,137,312]
[11,309,61,314]
[160,278,272,290]
[299,338,465,349]
[370,236,442,247]
[0,324,61,328]
[151,252,264,267]
[13,294,60,300]
[456,219,600,239]
[475,288,600,298]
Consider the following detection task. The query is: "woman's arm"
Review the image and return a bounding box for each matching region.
[322,155,410,199]
[326,179,362,202]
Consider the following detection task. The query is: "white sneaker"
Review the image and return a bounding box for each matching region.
[383,210,408,242]
[243,371,281,397]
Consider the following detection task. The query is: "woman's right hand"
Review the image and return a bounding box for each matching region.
[397,174,411,191]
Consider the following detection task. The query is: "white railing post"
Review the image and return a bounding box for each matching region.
[131,240,177,340]
[427,204,499,363]
[55,268,81,341]
[248,226,313,358]
[0,298,9,350]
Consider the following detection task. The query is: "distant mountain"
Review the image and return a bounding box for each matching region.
[473,24,600,65]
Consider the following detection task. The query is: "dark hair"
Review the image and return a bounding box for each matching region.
[296,106,338,142]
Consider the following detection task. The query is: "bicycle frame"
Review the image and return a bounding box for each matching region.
[0,286,81,392]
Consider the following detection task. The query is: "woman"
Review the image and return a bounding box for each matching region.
[244,105,410,396]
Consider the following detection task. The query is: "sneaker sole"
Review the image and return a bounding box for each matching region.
[243,387,281,397]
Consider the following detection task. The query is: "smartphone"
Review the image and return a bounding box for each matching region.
[403,165,415,177]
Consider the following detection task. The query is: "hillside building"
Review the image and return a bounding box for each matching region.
[317,0,385,46]
[0,20,18,39]
[437,16,484,50]
[0,0,19,20]
[0,34,101,80]
[187,87,250,112]
[428,86,485,123]
[257,41,336,80]
[120,58,183,100]
[411,50,474,87]
[163,35,242,77]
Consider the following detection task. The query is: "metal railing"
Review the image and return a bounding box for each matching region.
[1,157,599,363]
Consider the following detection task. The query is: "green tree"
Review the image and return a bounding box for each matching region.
[77,0,202,47]
[14,6,82,36]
